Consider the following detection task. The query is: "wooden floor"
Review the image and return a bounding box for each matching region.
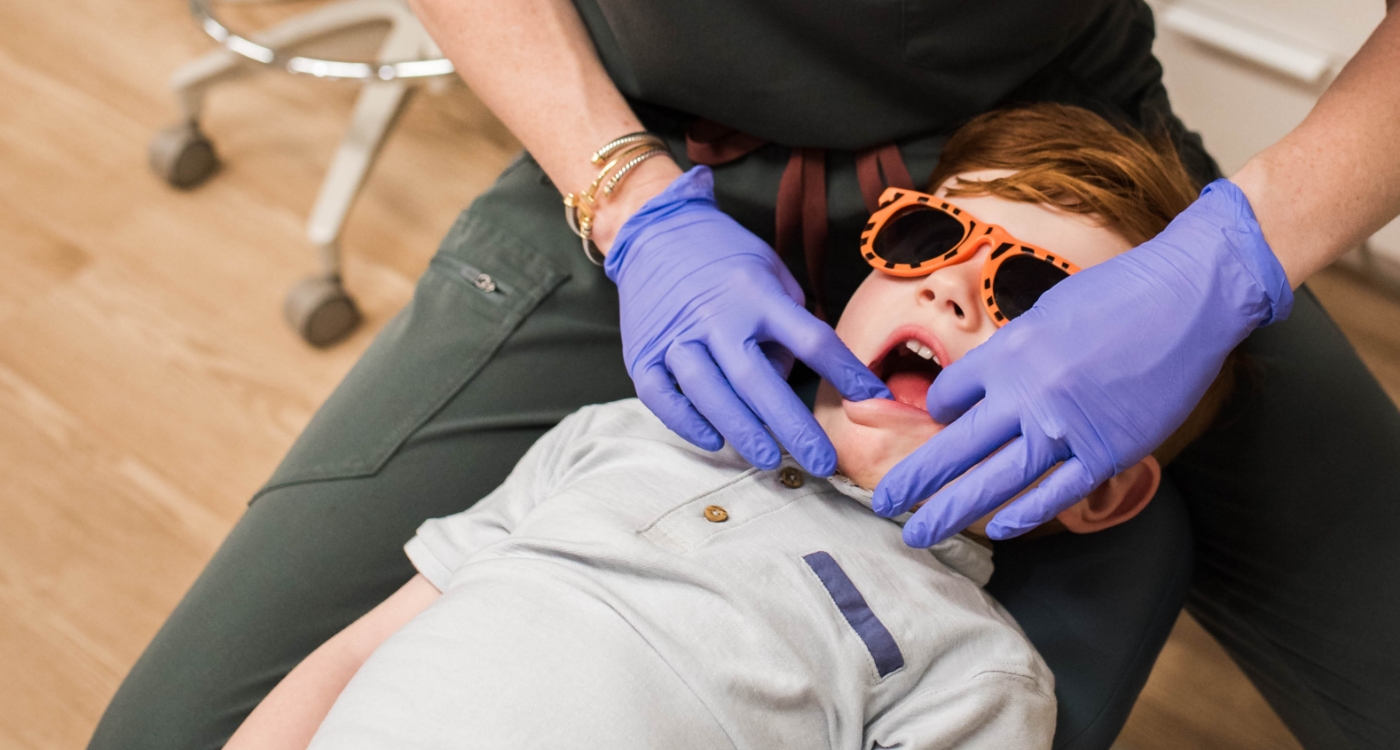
[2,2,1396,748]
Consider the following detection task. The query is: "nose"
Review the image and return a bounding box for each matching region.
[915,248,989,333]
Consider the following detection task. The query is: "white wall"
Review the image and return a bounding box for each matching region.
[1147,0,1400,264]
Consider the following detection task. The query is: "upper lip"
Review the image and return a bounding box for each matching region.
[867,324,954,379]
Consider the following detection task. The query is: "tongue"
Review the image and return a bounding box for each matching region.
[885,371,934,410]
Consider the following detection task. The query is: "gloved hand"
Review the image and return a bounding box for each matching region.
[874,179,1294,546]
[608,166,890,475]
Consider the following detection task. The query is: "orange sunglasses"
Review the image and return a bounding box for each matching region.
[860,187,1081,325]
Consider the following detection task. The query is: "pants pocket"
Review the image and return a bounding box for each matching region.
[258,204,571,497]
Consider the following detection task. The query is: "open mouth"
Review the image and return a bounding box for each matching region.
[869,331,946,410]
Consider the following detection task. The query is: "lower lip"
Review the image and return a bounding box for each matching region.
[841,397,939,430]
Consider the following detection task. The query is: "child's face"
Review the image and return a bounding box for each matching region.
[814,171,1136,528]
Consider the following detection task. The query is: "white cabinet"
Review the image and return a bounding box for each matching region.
[1148,0,1400,265]
[1158,0,1382,61]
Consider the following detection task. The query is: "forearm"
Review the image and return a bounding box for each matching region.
[1232,4,1400,286]
[222,637,368,750]
[408,0,680,250]
[224,576,440,750]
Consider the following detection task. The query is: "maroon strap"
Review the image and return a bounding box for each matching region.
[854,142,915,213]
[685,119,914,319]
[776,148,830,320]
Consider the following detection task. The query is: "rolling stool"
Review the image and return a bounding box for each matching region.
[149,0,456,346]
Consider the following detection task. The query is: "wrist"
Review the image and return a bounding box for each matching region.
[589,155,684,255]
[1231,154,1317,289]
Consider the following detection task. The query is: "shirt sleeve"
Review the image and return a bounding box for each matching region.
[864,670,1056,750]
[405,407,595,591]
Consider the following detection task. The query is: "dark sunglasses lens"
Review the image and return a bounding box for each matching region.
[872,206,966,265]
[992,254,1070,320]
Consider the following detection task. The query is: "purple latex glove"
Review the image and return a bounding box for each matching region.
[874,179,1294,546]
[607,166,891,475]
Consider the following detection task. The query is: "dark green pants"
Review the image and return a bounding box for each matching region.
[87,150,1400,750]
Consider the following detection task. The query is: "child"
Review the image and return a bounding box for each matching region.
[226,104,1231,750]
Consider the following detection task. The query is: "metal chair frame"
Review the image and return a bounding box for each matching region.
[150,0,456,346]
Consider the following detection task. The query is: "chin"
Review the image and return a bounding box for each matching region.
[818,382,943,491]
[831,422,932,491]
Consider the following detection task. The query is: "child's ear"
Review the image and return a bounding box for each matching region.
[1056,456,1161,534]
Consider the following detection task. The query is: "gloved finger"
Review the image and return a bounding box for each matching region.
[901,436,1061,548]
[985,456,1098,540]
[768,255,807,307]
[632,360,724,452]
[923,345,989,423]
[708,336,837,476]
[872,401,1017,517]
[666,341,783,469]
[768,303,891,402]
[760,340,796,380]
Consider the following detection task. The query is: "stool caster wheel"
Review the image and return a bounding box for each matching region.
[284,276,361,347]
[149,123,219,189]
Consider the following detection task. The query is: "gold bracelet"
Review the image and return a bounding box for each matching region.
[563,132,672,266]
[590,132,663,165]
[603,148,671,197]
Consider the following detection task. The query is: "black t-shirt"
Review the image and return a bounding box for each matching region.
[574,0,1169,149]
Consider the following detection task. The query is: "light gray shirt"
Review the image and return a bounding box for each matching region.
[315,399,1054,750]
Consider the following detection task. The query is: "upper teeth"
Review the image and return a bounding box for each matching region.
[905,339,940,364]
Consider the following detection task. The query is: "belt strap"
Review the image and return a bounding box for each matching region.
[686,120,914,320]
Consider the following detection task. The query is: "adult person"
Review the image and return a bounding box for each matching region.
[87,1,1400,750]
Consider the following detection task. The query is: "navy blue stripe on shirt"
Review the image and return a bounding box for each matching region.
[802,551,904,677]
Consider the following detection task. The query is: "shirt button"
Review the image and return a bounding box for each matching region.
[704,505,729,523]
[779,467,805,489]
